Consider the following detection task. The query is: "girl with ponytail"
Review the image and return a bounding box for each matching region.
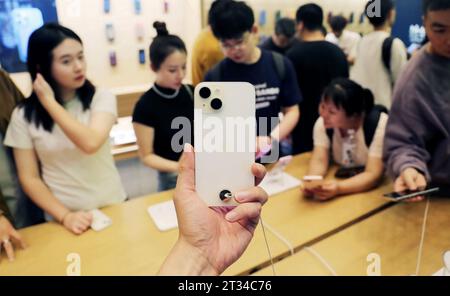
[303,78,388,201]
[132,22,194,191]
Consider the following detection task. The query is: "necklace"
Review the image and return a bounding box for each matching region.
[152,84,179,99]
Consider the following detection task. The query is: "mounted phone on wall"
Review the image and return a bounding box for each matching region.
[359,12,365,24]
[259,10,267,27]
[135,22,145,40]
[109,51,117,67]
[134,0,142,15]
[349,12,355,23]
[139,49,146,64]
[105,23,115,42]
[104,0,111,13]
[163,0,169,14]
[274,10,282,23]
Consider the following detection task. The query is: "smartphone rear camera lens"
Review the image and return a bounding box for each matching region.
[199,87,211,99]
[210,98,222,110]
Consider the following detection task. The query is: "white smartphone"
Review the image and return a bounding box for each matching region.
[194,82,256,206]
[303,175,324,188]
[89,209,112,231]
[105,23,115,42]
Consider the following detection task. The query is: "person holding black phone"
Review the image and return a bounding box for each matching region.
[383,0,450,201]
[304,78,387,201]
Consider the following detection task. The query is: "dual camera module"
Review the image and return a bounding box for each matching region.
[199,87,222,110]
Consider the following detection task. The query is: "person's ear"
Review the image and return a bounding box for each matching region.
[251,25,258,35]
[150,63,157,72]
[296,22,304,34]
[388,9,397,26]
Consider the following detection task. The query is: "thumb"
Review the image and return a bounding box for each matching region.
[175,143,196,194]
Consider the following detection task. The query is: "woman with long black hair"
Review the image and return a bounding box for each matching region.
[4,23,126,235]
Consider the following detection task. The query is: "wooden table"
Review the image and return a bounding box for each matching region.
[0,190,288,276]
[254,198,450,276]
[261,153,393,253]
[112,143,138,161]
[0,153,395,275]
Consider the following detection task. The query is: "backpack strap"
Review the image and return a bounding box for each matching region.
[363,105,388,147]
[382,36,394,82]
[326,128,334,145]
[271,51,285,81]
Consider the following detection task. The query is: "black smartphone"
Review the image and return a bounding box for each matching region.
[335,166,365,179]
[383,187,440,202]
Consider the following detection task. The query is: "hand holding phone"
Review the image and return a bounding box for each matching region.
[303,175,324,190]
[89,209,112,231]
[383,187,439,202]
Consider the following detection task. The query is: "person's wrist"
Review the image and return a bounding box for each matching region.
[59,210,71,225]
[335,181,341,196]
[160,238,218,276]
[37,94,56,110]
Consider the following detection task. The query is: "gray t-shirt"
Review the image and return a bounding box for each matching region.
[4,89,126,212]
[383,46,450,194]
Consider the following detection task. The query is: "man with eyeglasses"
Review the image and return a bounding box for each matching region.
[204,0,302,162]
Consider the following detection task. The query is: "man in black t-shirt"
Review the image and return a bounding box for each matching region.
[259,17,298,55]
[205,0,302,162]
[287,3,349,154]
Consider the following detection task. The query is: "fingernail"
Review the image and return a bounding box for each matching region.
[235,191,250,202]
[226,211,237,222]
[183,143,192,153]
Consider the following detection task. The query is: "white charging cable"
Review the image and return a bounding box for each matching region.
[260,216,276,276]
[443,251,450,276]
[261,220,295,255]
[415,197,431,276]
[303,246,338,276]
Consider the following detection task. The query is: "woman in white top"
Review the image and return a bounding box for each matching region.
[4,23,126,235]
[304,78,387,201]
